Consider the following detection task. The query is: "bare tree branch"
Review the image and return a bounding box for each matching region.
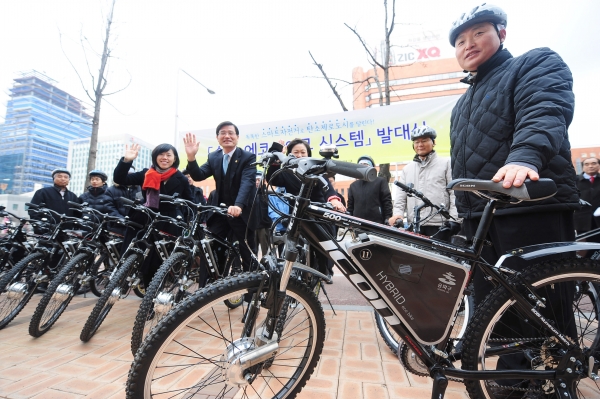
[309,51,348,112]
[59,30,94,103]
[344,23,384,69]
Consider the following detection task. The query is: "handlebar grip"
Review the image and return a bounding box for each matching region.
[159,194,174,200]
[129,221,144,229]
[120,197,136,206]
[394,181,412,192]
[325,160,377,182]
[25,203,39,209]
[68,201,83,208]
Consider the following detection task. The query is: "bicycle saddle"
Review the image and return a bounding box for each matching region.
[447,178,557,201]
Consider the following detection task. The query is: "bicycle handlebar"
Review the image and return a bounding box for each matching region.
[394,181,455,221]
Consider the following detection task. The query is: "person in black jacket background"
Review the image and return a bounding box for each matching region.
[347,155,392,225]
[181,169,206,205]
[79,170,120,219]
[113,143,192,286]
[29,168,80,222]
[448,3,578,383]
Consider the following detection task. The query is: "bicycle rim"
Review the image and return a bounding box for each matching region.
[127,273,325,399]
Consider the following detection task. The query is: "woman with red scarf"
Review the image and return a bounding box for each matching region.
[113,143,192,286]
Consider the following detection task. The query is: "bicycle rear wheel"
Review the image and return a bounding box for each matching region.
[126,272,325,399]
[0,252,46,329]
[89,253,113,297]
[461,258,600,399]
[130,252,198,355]
[29,253,89,337]
[80,254,139,342]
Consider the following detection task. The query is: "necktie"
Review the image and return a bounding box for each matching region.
[591,175,595,184]
[223,154,229,174]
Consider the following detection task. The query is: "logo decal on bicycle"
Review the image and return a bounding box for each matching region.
[360,249,372,260]
[397,265,412,275]
[438,272,456,285]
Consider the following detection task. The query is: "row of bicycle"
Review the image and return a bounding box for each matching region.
[0,195,248,354]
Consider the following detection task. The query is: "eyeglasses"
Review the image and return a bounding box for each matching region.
[218,131,237,137]
[584,162,599,166]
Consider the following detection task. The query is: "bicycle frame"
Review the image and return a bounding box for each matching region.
[259,167,600,397]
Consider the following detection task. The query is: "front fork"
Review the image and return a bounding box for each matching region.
[243,194,311,343]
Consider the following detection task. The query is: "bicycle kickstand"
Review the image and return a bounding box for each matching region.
[430,369,448,399]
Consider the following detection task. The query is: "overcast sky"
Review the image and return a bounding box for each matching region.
[0,0,598,148]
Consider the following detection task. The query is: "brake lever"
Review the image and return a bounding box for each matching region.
[317,176,329,192]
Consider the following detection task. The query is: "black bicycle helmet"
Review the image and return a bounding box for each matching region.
[89,169,108,182]
[449,3,507,47]
[51,168,71,178]
[411,125,437,141]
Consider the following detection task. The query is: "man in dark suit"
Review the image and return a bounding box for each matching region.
[183,122,258,271]
[574,157,600,254]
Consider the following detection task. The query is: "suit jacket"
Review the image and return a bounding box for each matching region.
[187,147,258,228]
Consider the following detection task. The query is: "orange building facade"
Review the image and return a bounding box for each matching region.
[352,57,468,110]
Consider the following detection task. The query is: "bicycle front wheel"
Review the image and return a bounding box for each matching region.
[29,252,89,337]
[126,272,326,399]
[461,258,600,399]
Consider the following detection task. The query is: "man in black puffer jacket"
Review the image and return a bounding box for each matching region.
[449,4,579,389]
[449,4,578,277]
[79,170,120,220]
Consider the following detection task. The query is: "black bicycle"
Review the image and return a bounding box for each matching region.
[130,195,244,355]
[126,152,600,399]
[79,198,184,342]
[28,202,137,337]
[0,203,89,329]
[0,207,37,279]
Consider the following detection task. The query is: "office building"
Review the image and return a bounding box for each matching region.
[67,134,154,195]
[0,71,92,194]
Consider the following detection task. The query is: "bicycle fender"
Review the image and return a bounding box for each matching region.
[292,262,332,283]
[498,242,600,263]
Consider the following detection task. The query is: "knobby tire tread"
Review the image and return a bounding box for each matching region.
[130,251,187,355]
[0,251,46,329]
[80,254,138,342]
[29,253,88,337]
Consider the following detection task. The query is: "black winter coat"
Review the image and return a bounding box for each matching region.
[450,47,579,219]
[28,185,81,222]
[79,185,120,218]
[347,178,393,224]
[106,184,142,217]
[574,174,600,232]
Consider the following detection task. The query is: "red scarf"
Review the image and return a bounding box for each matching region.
[142,167,177,190]
[142,167,177,209]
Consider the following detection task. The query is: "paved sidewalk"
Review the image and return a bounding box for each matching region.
[0,293,469,399]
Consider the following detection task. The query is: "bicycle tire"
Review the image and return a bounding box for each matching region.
[29,253,88,337]
[89,252,112,297]
[80,254,139,342]
[126,272,326,399]
[0,251,46,330]
[461,258,600,399]
[375,291,474,355]
[130,251,189,355]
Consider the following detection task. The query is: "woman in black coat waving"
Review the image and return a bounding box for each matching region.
[113,143,192,286]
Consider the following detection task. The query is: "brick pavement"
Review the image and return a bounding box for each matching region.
[0,293,469,399]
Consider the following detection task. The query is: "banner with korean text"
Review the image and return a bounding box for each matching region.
[182,94,460,166]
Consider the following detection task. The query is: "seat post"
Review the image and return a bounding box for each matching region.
[471,199,500,256]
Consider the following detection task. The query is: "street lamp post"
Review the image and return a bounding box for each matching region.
[174,69,216,145]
